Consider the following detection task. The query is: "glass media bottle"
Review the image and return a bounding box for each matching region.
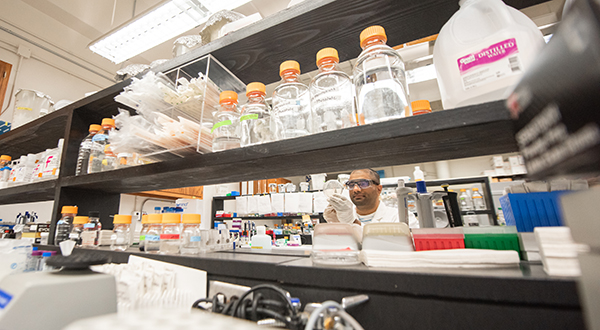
[88,118,115,174]
[144,214,162,254]
[309,47,356,133]
[353,25,410,125]
[55,205,78,245]
[160,213,181,254]
[180,214,202,255]
[75,124,100,176]
[240,82,274,147]
[272,60,311,139]
[212,91,241,152]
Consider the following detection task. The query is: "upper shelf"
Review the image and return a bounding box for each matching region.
[153,0,549,85]
[60,100,518,193]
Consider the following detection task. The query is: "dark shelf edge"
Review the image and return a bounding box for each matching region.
[0,180,57,204]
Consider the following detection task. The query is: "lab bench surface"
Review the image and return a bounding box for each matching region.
[36,245,585,330]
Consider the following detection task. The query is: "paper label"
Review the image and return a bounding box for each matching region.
[190,236,201,242]
[81,232,96,246]
[81,141,93,149]
[160,234,180,240]
[457,38,521,91]
[69,233,80,239]
[83,223,95,229]
[92,134,108,142]
[145,235,160,242]
[16,107,32,111]
[240,114,259,122]
[211,120,232,133]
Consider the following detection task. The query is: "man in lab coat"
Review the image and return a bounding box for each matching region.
[324,168,417,226]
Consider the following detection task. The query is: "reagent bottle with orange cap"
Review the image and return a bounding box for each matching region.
[212,91,241,152]
[240,82,274,147]
[272,60,311,139]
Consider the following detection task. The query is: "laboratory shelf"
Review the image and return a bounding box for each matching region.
[0,180,56,204]
[36,245,584,330]
[59,100,517,193]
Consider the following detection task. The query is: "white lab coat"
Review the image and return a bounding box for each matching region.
[354,201,419,228]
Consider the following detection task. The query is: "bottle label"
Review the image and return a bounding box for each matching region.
[240,114,259,122]
[69,233,80,239]
[457,38,521,91]
[139,235,145,241]
[145,235,160,241]
[81,232,96,246]
[83,223,95,229]
[81,141,93,149]
[190,236,201,242]
[92,134,108,143]
[160,234,180,240]
[211,120,232,133]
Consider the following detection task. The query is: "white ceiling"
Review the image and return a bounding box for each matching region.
[0,0,292,86]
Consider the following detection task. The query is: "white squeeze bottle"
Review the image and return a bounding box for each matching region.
[41,138,64,180]
[433,0,545,109]
[31,149,50,182]
[413,166,425,182]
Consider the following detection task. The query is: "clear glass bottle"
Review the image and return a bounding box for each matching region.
[88,118,115,174]
[69,216,88,246]
[101,145,117,172]
[472,187,486,210]
[144,214,162,253]
[0,155,11,168]
[110,214,131,251]
[55,205,78,245]
[240,82,274,147]
[180,214,201,255]
[160,213,181,254]
[353,25,410,124]
[309,47,356,133]
[272,60,312,139]
[81,211,102,248]
[76,124,101,175]
[212,91,241,152]
[138,215,150,251]
[459,188,473,211]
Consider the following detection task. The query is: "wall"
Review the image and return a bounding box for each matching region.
[0,200,53,223]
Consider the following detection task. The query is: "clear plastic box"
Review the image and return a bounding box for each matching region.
[362,223,414,251]
[311,223,361,266]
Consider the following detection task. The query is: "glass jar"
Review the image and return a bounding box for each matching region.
[180,214,201,255]
[144,214,162,254]
[353,25,409,124]
[240,82,274,146]
[81,211,102,248]
[272,60,312,140]
[55,205,78,245]
[69,216,88,246]
[212,91,241,152]
[309,47,356,133]
[160,213,181,254]
[110,215,132,251]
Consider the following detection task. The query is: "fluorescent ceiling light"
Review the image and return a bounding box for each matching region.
[89,0,251,64]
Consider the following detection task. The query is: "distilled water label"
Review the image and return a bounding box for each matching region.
[457,38,521,91]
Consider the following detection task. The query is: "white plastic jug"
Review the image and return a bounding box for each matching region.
[433,0,545,109]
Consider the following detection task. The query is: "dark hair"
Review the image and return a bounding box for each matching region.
[350,168,381,185]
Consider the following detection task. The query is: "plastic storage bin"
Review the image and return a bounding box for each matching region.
[311,223,361,266]
[499,192,569,232]
[463,226,520,253]
[362,222,414,251]
[411,228,464,251]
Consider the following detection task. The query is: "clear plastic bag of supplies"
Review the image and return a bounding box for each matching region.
[0,240,32,280]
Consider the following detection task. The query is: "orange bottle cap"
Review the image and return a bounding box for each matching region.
[148,214,162,224]
[0,155,11,162]
[473,188,479,191]
[360,25,387,48]
[89,124,102,132]
[113,215,132,224]
[61,206,78,214]
[101,118,115,127]
[162,213,181,223]
[460,189,466,192]
[316,47,339,66]
[219,91,238,104]
[182,214,201,224]
[141,215,149,224]
[246,82,266,96]
[411,100,431,112]
[280,60,300,76]
[73,216,89,224]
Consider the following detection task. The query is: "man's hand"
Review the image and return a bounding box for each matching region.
[327,193,355,224]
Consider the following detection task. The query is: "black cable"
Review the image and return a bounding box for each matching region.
[222,296,238,315]
[251,293,262,321]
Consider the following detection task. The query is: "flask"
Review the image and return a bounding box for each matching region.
[101,145,117,172]
[88,118,115,173]
[309,47,356,133]
[458,189,473,211]
[413,166,425,181]
[272,60,311,139]
[411,100,432,116]
[212,91,241,152]
[55,205,78,245]
[75,124,101,175]
[433,0,545,109]
[69,216,88,246]
[110,214,132,251]
[472,187,486,210]
[144,214,162,253]
[160,213,181,254]
[240,82,274,146]
[353,25,409,124]
[251,225,272,250]
[40,138,64,180]
[180,214,202,255]
[81,211,102,247]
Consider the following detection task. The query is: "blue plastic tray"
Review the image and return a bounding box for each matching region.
[499,191,570,232]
